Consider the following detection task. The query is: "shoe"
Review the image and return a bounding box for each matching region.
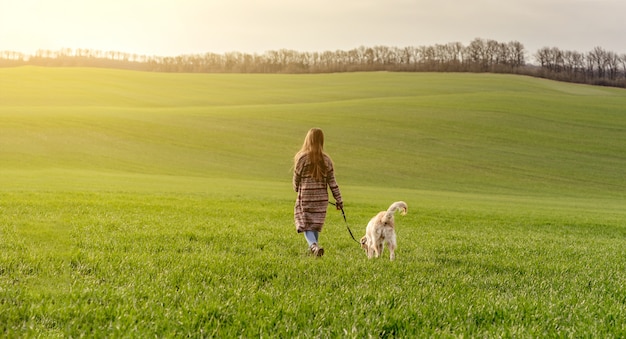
[310,243,324,257]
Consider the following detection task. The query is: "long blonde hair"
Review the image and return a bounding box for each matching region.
[294,128,327,181]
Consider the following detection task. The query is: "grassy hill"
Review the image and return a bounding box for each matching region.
[1,67,625,200]
[2,67,626,336]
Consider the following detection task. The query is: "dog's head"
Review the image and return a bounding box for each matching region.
[360,236,369,251]
[398,202,408,216]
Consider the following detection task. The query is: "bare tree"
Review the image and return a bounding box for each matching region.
[589,47,607,78]
[606,51,620,80]
[508,41,525,67]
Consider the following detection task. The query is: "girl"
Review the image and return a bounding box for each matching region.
[293,128,343,257]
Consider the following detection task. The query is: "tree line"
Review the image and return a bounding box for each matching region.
[2,38,625,88]
[534,46,626,87]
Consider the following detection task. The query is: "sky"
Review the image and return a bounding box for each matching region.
[1,0,625,60]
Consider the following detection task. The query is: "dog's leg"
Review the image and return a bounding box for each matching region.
[388,234,397,260]
[371,239,379,258]
[369,240,376,258]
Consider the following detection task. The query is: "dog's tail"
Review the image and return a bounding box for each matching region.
[382,201,408,224]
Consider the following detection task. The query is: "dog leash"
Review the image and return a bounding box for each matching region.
[329,201,359,244]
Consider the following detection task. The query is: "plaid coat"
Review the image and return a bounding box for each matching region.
[293,153,342,233]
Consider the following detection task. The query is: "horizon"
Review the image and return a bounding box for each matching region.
[1,39,623,59]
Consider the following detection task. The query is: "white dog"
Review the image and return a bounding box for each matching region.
[360,201,407,260]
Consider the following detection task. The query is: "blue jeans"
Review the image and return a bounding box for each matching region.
[304,230,319,246]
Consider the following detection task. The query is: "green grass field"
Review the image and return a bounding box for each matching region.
[1,67,626,337]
